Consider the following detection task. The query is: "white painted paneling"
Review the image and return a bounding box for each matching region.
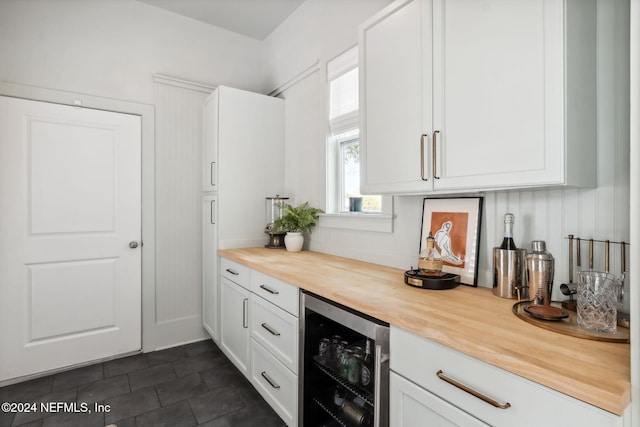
[154,81,210,346]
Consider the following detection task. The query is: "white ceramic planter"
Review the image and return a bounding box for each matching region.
[284,231,304,252]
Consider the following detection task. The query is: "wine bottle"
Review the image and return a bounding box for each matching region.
[499,213,517,250]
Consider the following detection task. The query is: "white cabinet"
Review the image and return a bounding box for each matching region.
[219,274,250,378]
[359,0,597,194]
[201,85,284,344]
[251,270,300,317]
[202,195,218,341]
[390,326,625,427]
[390,372,489,427]
[218,257,299,426]
[360,0,430,195]
[251,340,298,427]
[249,273,299,427]
[202,90,218,193]
[204,85,285,249]
[250,294,299,374]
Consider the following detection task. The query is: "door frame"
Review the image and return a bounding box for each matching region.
[0,81,157,353]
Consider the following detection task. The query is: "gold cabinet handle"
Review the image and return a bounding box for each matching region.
[432,130,440,179]
[261,371,281,389]
[242,298,248,329]
[259,284,279,295]
[420,134,429,181]
[436,370,511,409]
[261,322,281,336]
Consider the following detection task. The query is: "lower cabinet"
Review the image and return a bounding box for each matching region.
[251,339,298,426]
[390,326,626,427]
[218,257,299,426]
[390,372,489,427]
[219,276,250,378]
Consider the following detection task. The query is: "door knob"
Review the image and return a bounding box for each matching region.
[129,241,139,249]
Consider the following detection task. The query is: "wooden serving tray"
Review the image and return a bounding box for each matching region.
[512,301,630,343]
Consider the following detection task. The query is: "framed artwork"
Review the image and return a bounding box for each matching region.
[419,197,483,286]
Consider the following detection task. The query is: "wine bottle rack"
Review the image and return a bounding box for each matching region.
[312,355,374,406]
[313,397,348,427]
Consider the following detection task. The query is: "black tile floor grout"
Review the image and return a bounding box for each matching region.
[0,339,287,427]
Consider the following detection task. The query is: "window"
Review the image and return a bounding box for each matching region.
[327,47,382,214]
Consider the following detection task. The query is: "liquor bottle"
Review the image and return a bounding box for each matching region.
[360,339,372,387]
[418,232,443,276]
[499,213,517,250]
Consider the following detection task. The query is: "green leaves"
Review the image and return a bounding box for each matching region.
[273,201,324,233]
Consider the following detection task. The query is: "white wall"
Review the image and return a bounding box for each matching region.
[0,0,264,103]
[263,0,631,308]
[0,0,266,351]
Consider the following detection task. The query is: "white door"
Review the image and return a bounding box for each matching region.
[0,96,142,383]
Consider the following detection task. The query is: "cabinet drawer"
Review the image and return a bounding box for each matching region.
[250,294,299,374]
[251,339,298,427]
[390,372,489,427]
[390,326,623,427]
[251,270,299,315]
[220,257,250,290]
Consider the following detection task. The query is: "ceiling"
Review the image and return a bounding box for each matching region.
[137,0,305,40]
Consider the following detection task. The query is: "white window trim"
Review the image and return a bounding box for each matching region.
[318,196,394,233]
[323,45,394,233]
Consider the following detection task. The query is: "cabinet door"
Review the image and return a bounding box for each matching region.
[220,276,250,378]
[359,0,433,194]
[432,0,565,190]
[217,86,285,248]
[202,196,218,342]
[391,372,489,427]
[203,90,218,192]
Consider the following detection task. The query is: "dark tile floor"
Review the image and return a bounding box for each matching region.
[0,340,286,427]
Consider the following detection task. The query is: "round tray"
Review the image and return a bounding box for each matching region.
[404,270,460,290]
[512,301,630,343]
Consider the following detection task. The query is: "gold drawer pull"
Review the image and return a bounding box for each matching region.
[261,371,280,389]
[436,370,511,409]
[260,284,279,295]
[261,322,281,336]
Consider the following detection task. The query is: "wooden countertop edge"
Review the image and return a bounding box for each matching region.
[218,248,631,416]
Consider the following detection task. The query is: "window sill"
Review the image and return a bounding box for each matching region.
[318,212,394,233]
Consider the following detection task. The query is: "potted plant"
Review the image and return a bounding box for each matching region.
[273,201,323,252]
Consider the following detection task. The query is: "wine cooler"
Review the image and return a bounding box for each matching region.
[300,291,389,427]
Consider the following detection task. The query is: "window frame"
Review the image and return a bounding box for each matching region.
[319,46,393,233]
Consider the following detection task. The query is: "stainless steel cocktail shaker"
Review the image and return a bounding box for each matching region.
[526,241,554,305]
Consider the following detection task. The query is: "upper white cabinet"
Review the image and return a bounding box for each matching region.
[359,0,597,194]
[202,85,285,248]
[203,90,219,193]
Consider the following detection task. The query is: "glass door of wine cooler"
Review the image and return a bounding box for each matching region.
[300,291,389,427]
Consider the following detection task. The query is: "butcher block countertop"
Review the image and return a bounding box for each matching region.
[218,247,630,416]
